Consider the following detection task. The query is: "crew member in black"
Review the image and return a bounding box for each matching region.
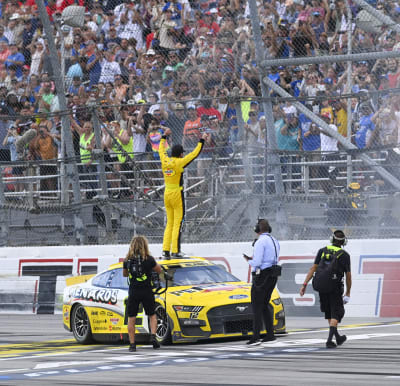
[123,235,162,352]
[300,230,352,348]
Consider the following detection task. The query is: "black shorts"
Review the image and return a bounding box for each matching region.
[127,287,156,317]
[319,288,344,322]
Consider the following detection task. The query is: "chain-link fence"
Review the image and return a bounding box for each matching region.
[0,0,400,247]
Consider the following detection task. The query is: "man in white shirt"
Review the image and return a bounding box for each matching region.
[99,51,121,84]
[319,113,339,193]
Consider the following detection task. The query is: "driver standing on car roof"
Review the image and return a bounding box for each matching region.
[243,219,280,346]
[123,235,162,352]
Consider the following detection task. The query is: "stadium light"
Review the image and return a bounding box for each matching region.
[61,6,85,28]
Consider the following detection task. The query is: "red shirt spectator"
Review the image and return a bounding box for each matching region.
[197,106,222,121]
[198,13,220,35]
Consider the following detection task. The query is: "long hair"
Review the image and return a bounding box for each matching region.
[125,235,150,261]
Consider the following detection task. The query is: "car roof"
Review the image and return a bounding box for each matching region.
[108,256,209,270]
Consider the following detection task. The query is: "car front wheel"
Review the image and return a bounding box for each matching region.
[71,304,93,344]
[154,303,172,345]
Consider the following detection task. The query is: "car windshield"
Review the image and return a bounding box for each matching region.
[165,265,240,287]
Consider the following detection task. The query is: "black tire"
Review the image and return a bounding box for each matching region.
[154,303,172,345]
[71,304,93,344]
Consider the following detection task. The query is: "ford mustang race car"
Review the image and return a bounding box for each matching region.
[63,257,286,344]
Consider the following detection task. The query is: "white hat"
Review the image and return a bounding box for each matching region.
[10,13,20,21]
[283,105,297,116]
[146,49,155,56]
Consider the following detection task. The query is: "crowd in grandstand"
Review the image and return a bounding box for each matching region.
[0,0,400,196]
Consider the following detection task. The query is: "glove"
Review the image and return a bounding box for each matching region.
[343,295,350,304]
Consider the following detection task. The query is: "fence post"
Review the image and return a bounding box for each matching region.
[37,0,85,244]
[234,94,253,193]
[248,0,288,237]
[346,0,353,187]
[0,167,9,246]
[91,108,113,238]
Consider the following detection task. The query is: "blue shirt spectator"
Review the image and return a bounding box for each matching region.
[355,113,375,149]
[299,113,321,151]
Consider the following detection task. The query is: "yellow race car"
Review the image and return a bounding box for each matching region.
[63,257,286,344]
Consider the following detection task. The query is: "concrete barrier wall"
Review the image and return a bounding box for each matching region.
[1,239,399,316]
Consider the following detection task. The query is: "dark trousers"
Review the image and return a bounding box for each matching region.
[251,272,278,340]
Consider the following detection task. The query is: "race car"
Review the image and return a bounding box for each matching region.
[63,257,286,344]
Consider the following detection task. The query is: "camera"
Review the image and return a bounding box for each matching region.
[330,0,335,10]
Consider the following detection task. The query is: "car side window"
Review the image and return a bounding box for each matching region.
[92,270,112,288]
[109,268,129,290]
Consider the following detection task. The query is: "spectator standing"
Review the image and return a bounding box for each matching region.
[183,106,201,151]
[355,105,377,150]
[28,125,57,194]
[99,51,121,84]
[71,119,97,199]
[5,43,24,80]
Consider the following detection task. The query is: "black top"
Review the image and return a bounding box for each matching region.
[314,246,351,281]
[123,255,156,289]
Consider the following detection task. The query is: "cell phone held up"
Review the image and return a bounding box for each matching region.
[243,254,252,261]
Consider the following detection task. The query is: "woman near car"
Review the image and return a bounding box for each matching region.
[123,235,162,352]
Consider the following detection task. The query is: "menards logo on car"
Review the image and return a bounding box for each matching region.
[70,288,119,304]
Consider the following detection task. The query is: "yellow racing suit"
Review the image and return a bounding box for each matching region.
[159,137,204,254]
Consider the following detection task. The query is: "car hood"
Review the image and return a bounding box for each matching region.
[166,282,252,304]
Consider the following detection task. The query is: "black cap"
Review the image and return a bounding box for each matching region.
[171,144,185,157]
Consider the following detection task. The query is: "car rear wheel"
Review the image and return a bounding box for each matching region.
[71,304,93,344]
[155,304,172,345]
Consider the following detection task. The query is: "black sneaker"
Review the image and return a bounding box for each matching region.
[151,335,161,349]
[336,335,347,346]
[129,343,136,352]
[171,252,185,258]
[261,336,276,343]
[246,338,261,346]
[162,251,170,260]
[326,340,337,348]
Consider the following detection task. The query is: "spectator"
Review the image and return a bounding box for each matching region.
[183,105,201,150]
[29,124,58,194]
[355,104,376,150]
[71,119,98,199]
[5,43,24,80]
[99,51,121,84]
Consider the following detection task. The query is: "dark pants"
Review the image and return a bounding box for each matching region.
[251,270,278,340]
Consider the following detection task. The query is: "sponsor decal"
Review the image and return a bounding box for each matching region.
[190,312,199,319]
[93,326,107,331]
[71,288,119,305]
[164,169,175,177]
[110,318,120,325]
[93,319,107,324]
[229,294,248,300]
[170,283,249,296]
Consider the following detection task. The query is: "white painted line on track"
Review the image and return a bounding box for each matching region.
[287,322,400,336]
[0,368,29,373]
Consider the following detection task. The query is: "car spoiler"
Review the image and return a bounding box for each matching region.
[65,274,95,287]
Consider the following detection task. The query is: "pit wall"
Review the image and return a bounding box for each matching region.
[1,239,399,317]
